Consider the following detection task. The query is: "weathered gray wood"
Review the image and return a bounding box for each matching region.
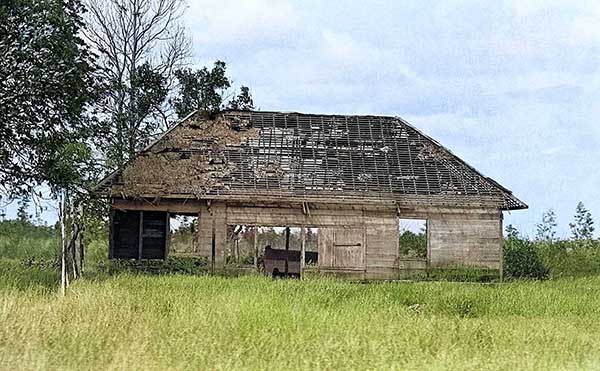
[253,227,258,272]
[300,226,306,280]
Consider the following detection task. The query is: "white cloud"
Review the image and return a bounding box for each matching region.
[185,0,298,45]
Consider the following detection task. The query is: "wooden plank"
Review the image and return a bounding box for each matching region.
[108,209,115,259]
[253,227,258,272]
[300,226,306,280]
[138,211,144,261]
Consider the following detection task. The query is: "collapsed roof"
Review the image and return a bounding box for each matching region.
[97,110,527,210]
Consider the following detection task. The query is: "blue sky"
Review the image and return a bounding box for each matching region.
[182,0,599,238]
[4,0,599,238]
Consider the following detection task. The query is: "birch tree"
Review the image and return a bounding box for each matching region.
[84,0,191,168]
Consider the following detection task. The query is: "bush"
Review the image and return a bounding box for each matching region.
[536,240,600,278]
[97,256,208,275]
[503,237,549,279]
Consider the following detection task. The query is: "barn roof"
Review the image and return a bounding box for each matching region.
[97,110,527,210]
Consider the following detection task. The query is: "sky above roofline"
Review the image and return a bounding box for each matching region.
[181,0,599,238]
[4,0,599,238]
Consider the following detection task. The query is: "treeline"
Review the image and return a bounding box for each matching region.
[504,201,598,280]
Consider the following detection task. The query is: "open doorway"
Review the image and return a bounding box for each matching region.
[398,218,428,277]
[228,225,319,277]
[169,214,198,256]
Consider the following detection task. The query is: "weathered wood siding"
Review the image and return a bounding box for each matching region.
[196,202,227,269]
[428,211,502,269]
[111,198,503,277]
[365,212,399,280]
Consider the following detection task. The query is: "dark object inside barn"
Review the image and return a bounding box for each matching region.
[110,210,169,260]
[263,246,318,278]
[96,110,527,280]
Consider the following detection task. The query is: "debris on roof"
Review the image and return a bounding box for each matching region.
[97,110,527,210]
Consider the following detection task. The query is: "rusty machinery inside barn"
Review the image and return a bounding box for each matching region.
[96,110,527,280]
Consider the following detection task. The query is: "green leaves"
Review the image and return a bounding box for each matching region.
[504,237,549,280]
[569,202,595,240]
[0,0,96,196]
[172,61,254,118]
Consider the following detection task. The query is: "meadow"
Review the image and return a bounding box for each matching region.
[1,222,600,370]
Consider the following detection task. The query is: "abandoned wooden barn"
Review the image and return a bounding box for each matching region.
[96,110,527,279]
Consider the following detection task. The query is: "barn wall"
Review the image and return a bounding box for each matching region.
[427,210,502,269]
[110,198,503,276]
[226,204,399,280]
[196,202,227,269]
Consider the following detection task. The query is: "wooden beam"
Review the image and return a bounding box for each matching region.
[253,227,258,272]
[165,212,170,259]
[211,218,216,274]
[108,209,115,259]
[138,211,144,261]
[300,226,306,280]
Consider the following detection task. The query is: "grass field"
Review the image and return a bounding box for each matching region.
[1,223,600,370]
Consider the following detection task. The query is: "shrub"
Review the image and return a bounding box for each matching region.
[536,239,600,278]
[503,237,549,279]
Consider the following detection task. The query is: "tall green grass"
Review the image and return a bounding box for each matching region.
[1,275,600,370]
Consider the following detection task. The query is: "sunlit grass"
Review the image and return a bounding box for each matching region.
[1,273,600,370]
[2,222,600,370]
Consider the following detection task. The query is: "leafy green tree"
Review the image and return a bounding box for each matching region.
[505,224,520,240]
[503,237,549,280]
[0,0,96,197]
[172,61,255,118]
[172,61,231,118]
[569,202,595,240]
[16,198,31,223]
[227,86,255,111]
[535,209,557,241]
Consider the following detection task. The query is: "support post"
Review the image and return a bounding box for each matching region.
[300,226,306,280]
[165,212,170,259]
[253,227,259,272]
[285,227,290,250]
[138,211,144,261]
[499,213,504,282]
[211,218,216,274]
[108,209,115,259]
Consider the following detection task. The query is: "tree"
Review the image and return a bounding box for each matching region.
[16,198,31,223]
[505,224,520,240]
[0,0,96,293]
[84,0,190,168]
[0,0,96,197]
[569,202,595,240]
[172,61,254,119]
[172,61,231,118]
[227,86,255,111]
[535,209,557,241]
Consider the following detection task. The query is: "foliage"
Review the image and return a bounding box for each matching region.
[0,220,56,261]
[398,230,427,258]
[0,0,96,196]
[172,61,255,118]
[569,201,595,240]
[505,224,520,239]
[536,239,600,278]
[227,86,255,111]
[97,257,207,276]
[15,198,30,223]
[503,236,549,280]
[172,61,231,117]
[535,208,557,241]
[84,0,190,167]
